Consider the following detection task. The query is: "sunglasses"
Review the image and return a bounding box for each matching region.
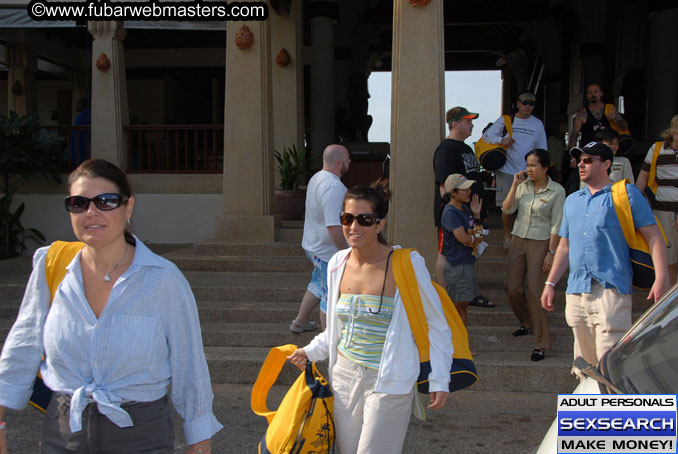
[579,156,601,164]
[339,212,381,227]
[519,100,536,106]
[64,193,128,213]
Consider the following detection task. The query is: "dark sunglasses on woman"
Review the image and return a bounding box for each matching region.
[64,193,129,213]
[339,212,382,227]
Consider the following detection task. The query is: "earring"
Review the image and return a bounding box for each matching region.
[126,218,131,227]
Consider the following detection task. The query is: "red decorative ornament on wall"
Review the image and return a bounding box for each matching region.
[96,53,110,71]
[276,48,291,67]
[235,25,254,50]
[408,0,431,5]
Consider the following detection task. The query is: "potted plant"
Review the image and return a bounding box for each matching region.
[274,144,310,220]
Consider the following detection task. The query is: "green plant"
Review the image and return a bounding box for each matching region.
[1,111,66,259]
[274,144,311,190]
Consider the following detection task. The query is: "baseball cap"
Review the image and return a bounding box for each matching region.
[518,92,536,103]
[574,141,614,163]
[445,174,475,192]
[446,107,479,124]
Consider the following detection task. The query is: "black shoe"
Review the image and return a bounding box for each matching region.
[512,325,532,337]
[470,294,495,308]
[531,349,545,361]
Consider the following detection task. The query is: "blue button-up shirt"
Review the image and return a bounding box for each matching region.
[560,183,656,295]
[0,240,223,445]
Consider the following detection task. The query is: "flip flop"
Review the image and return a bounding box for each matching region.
[289,319,318,333]
[470,295,495,308]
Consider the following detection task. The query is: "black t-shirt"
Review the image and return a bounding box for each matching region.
[433,139,484,227]
[580,106,612,146]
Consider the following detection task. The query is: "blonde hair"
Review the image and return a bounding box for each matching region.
[661,114,678,148]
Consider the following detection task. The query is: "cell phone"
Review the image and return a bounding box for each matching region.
[519,171,527,180]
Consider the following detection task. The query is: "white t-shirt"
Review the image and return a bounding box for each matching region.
[301,170,347,262]
[482,115,547,175]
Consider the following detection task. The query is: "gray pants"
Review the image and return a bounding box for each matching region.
[41,393,174,454]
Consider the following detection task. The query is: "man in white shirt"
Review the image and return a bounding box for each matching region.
[290,144,350,332]
[482,91,547,250]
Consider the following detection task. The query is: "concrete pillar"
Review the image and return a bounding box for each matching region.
[6,42,37,117]
[217,17,278,241]
[389,0,445,269]
[270,0,304,162]
[309,0,337,166]
[88,21,129,168]
[646,8,678,140]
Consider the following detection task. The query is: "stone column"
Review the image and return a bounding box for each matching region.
[647,8,678,139]
[217,17,277,241]
[389,0,445,269]
[88,21,129,167]
[6,42,37,117]
[309,0,337,166]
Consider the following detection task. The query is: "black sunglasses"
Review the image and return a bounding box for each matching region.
[579,156,601,164]
[64,193,128,213]
[520,100,536,106]
[339,212,381,227]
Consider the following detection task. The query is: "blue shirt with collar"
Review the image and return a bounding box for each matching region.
[0,239,223,445]
[560,183,655,295]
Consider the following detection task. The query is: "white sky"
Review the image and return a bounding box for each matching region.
[367,70,502,145]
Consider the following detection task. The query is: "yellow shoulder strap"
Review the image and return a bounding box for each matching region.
[503,115,513,138]
[392,249,431,362]
[611,180,668,252]
[45,241,85,301]
[604,103,613,118]
[648,141,663,195]
[251,344,298,424]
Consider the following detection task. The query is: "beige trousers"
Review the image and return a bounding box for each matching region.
[565,281,632,376]
[331,354,413,454]
[505,236,552,350]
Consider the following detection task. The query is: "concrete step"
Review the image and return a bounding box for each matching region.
[167,255,313,273]
[276,226,303,242]
[193,241,304,257]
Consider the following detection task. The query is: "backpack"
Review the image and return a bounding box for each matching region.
[610,180,668,290]
[29,241,85,412]
[644,141,663,208]
[474,115,512,171]
[391,249,478,393]
[251,344,335,454]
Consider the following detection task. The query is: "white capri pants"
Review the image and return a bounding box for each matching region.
[331,354,414,454]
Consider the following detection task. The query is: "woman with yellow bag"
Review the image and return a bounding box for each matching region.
[288,181,453,454]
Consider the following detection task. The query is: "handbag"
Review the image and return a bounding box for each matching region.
[28,241,85,412]
[610,180,668,290]
[251,344,335,454]
[391,249,478,394]
[474,115,512,171]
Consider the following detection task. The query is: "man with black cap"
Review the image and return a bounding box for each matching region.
[541,141,669,375]
[433,106,493,308]
[482,91,547,250]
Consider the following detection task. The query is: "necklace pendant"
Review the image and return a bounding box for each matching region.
[104,274,112,282]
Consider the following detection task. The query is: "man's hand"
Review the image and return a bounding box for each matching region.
[501,137,515,147]
[541,285,555,312]
[428,391,448,410]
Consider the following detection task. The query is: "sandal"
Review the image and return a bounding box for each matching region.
[470,295,495,308]
[289,319,318,333]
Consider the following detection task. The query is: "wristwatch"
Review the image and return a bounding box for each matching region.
[548,249,555,255]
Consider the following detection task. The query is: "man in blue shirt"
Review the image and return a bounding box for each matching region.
[540,142,669,375]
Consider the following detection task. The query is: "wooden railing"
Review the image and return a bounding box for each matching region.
[125,125,224,173]
[40,125,91,170]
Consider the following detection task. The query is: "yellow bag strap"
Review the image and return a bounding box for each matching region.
[392,249,431,363]
[611,180,668,253]
[604,104,632,136]
[648,141,662,195]
[251,344,299,424]
[503,115,513,138]
[45,241,85,301]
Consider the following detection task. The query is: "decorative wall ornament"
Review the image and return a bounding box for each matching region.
[276,48,291,67]
[96,53,110,71]
[408,0,431,6]
[235,25,254,50]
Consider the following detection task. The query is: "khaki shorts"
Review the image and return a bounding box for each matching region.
[653,209,678,265]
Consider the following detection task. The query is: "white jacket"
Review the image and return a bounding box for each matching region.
[304,247,453,394]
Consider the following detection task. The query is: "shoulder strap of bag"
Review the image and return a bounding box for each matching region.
[251,344,299,424]
[45,241,85,301]
[648,141,663,195]
[611,180,668,253]
[604,103,613,119]
[503,115,513,138]
[392,249,431,362]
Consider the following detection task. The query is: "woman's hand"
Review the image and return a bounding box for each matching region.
[542,252,554,273]
[287,348,308,371]
[513,170,526,185]
[470,194,482,218]
[428,391,448,410]
[187,440,211,454]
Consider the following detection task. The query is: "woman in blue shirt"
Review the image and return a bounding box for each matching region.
[0,159,222,453]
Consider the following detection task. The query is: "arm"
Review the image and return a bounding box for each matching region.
[568,109,587,148]
[541,237,570,311]
[502,173,524,213]
[327,225,347,250]
[439,183,446,199]
[638,224,670,302]
[452,226,479,247]
[482,117,512,146]
[542,234,560,274]
[636,169,649,193]
[607,105,628,131]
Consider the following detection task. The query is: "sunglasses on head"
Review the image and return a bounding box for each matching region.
[579,156,601,164]
[64,193,128,213]
[339,212,381,227]
[520,100,535,106]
